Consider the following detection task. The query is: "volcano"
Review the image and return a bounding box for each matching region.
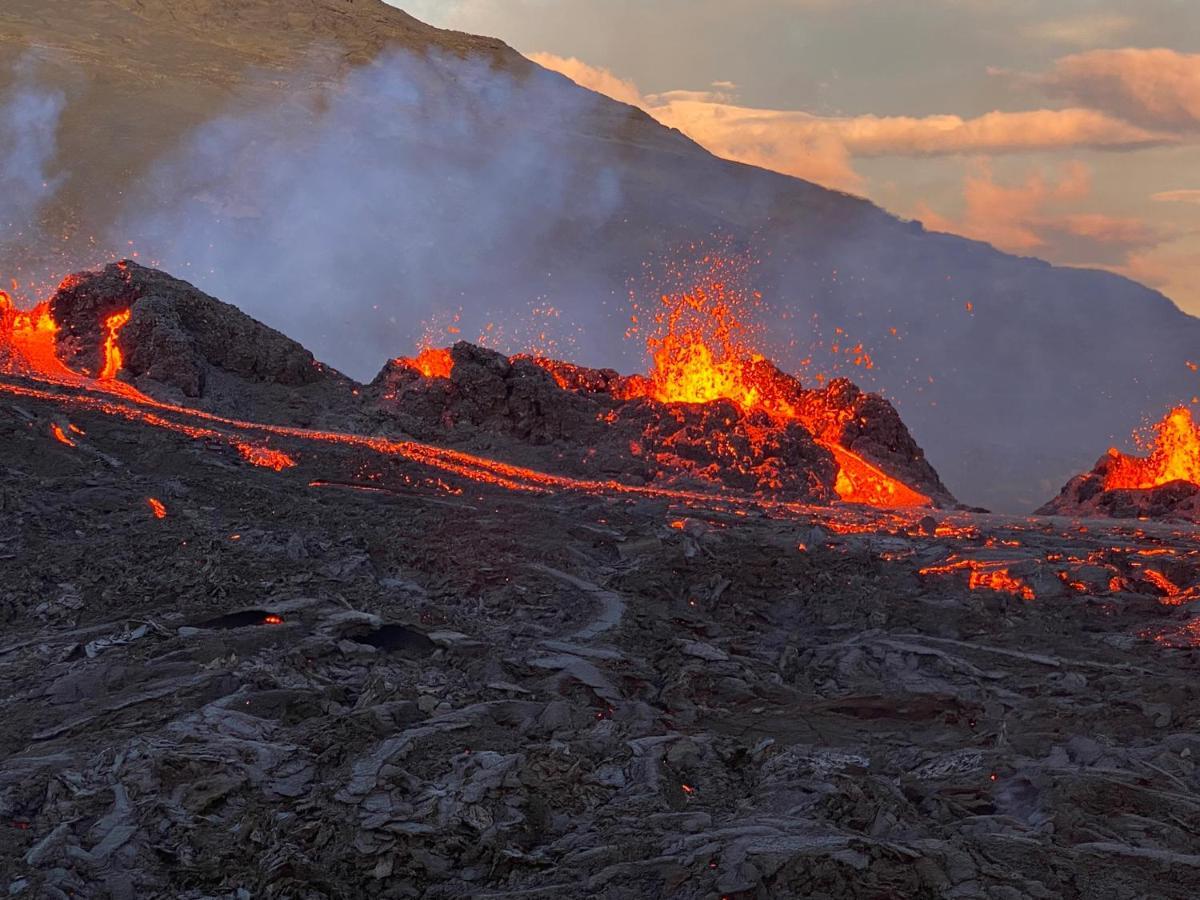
[5,263,1200,897]
[2,261,951,510]
[7,5,1200,896]
[1038,406,1200,522]
[4,0,1200,513]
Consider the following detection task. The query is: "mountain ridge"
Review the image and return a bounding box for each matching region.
[1,0,1196,512]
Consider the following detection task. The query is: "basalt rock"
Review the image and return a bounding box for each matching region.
[1037,453,1200,522]
[368,343,842,503]
[52,261,332,395]
[49,260,358,424]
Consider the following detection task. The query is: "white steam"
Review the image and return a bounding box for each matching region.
[0,56,64,245]
[115,51,626,379]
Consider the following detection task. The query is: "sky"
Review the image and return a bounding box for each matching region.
[393,0,1200,315]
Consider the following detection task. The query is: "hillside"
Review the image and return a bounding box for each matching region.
[1,0,1198,511]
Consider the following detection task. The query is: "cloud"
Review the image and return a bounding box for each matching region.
[1153,189,1200,204]
[915,158,1200,304]
[525,52,642,107]
[914,161,1090,252]
[0,56,65,237]
[1024,13,1135,47]
[530,52,1172,194]
[641,95,866,192]
[914,159,1174,261]
[725,107,1167,157]
[1034,48,1200,132]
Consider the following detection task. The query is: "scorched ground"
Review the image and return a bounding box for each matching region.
[2,264,1200,898]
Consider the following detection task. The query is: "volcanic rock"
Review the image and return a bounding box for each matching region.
[369,343,844,503]
[1037,452,1200,522]
[50,261,358,424]
[32,262,951,507]
[6,273,1200,897]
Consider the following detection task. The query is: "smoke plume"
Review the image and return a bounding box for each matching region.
[8,41,1197,514]
[115,52,627,378]
[0,56,64,250]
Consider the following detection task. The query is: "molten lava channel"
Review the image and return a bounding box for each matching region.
[99,309,132,380]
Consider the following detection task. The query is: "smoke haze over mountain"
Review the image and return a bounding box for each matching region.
[2,0,1199,514]
[0,56,64,253]
[113,52,628,376]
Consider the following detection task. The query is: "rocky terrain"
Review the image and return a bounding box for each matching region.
[3,266,1200,898]
[1039,407,1200,524]
[1039,459,1200,523]
[28,262,951,508]
[3,0,1200,512]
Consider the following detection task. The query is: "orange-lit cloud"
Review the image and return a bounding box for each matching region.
[915,160,1173,265]
[531,52,1172,195]
[526,52,643,107]
[1153,189,1200,204]
[1034,48,1200,131]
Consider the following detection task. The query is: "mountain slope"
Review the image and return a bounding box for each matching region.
[1,0,1197,512]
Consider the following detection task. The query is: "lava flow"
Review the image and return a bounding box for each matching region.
[622,259,930,507]
[0,290,75,382]
[1105,406,1200,491]
[919,558,1036,601]
[1,260,934,516]
[99,309,132,380]
[401,346,454,379]
[1,281,295,471]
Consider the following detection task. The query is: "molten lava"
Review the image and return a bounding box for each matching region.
[236,444,297,472]
[919,558,1036,601]
[0,291,73,381]
[968,568,1035,601]
[99,309,132,380]
[623,260,929,507]
[402,347,454,379]
[1105,407,1200,491]
[828,445,931,508]
[630,262,789,415]
[50,423,76,447]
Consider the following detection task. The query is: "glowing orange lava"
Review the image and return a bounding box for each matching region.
[1105,407,1200,490]
[147,497,167,519]
[50,423,76,447]
[968,568,1035,601]
[236,443,297,471]
[402,347,454,379]
[99,309,132,380]
[624,258,929,507]
[920,558,1036,601]
[828,444,931,508]
[1,291,73,381]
